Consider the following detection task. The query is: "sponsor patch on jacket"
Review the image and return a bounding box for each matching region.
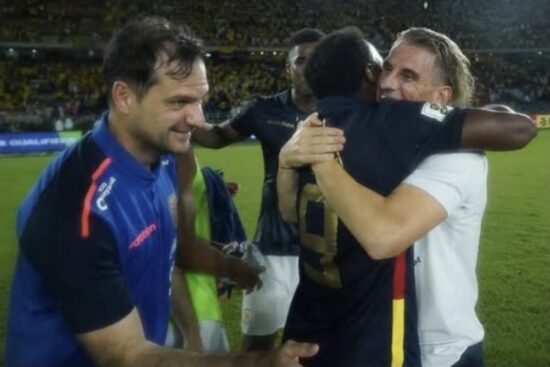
[420,103,453,122]
[96,176,116,211]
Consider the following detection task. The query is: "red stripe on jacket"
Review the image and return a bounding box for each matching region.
[81,158,112,238]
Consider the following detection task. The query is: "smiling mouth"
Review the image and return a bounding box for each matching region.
[379,94,396,101]
[172,127,196,135]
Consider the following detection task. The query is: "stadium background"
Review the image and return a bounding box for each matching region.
[0,0,549,365]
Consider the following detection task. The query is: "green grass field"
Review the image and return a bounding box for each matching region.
[1,132,549,366]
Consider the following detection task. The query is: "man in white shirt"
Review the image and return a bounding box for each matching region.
[377,28,485,367]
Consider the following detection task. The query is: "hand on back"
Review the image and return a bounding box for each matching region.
[279,113,345,169]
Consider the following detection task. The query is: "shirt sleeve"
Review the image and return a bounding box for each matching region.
[403,153,487,215]
[20,207,134,334]
[376,100,468,170]
[228,98,259,137]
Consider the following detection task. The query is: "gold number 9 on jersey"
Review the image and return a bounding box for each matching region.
[298,183,342,289]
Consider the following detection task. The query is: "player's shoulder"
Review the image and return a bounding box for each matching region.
[41,133,104,194]
[417,102,457,122]
[231,90,290,118]
[254,89,290,107]
[378,100,462,122]
[16,132,113,240]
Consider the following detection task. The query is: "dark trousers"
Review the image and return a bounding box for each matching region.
[452,342,484,367]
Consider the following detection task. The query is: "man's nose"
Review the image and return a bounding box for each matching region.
[186,103,206,128]
[378,72,397,92]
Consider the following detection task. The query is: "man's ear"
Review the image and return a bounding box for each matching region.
[285,59,292,76]
[111,81,135,114]
[436,86,453,105]
[365,68,375,83]
[365,63,381,84]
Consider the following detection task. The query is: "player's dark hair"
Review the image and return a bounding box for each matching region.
[304,27,372,99]
[103,16,205,101]
[288,28,325,48]
[395,27,474,107]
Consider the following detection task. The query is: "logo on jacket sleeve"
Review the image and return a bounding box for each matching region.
[96,176,117,210]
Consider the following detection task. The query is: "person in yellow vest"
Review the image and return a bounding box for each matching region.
[184,159,231,352]
[169,150,261,352]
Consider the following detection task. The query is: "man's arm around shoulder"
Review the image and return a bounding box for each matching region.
[461,107,537,151]
[192,120,244,148]
[312,160,447,260]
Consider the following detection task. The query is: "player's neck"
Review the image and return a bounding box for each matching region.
[292,89,317,114]
[108,112,158,170]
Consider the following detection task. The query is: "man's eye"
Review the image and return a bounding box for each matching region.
[171,100,186,107]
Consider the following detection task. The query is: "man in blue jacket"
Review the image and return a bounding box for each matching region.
[6,16,318,367]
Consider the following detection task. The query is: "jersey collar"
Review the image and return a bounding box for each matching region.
[317,95,367,127]
[92,113,161,183]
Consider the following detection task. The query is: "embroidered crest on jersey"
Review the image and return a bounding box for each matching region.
[420,103,453,122]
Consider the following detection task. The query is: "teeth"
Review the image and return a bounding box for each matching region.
[174,129,190,134]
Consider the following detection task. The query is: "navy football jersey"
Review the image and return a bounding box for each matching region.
[283,96,466,367]
[7,115,178,367]
[230,89,308,255]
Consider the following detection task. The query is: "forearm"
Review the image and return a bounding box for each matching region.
[277,167,299,222]
[176,150,200,271]
[81,310,229,367]
[192,121,242,149]
[128,343,265,367]
[313,161,433,259]
[181,237,243,279]
[461,109,537,151]
[312,161,390,258]
[82,307,316,367]
[170,266,202,351]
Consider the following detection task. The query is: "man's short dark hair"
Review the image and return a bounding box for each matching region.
[304,27,371,99]
[288,28,325,49]
[103,16,205,101]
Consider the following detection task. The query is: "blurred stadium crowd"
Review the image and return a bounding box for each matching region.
[1,0,549,131]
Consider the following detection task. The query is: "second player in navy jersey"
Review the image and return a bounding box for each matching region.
[192,28,326,351]
[229,89,307,256]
